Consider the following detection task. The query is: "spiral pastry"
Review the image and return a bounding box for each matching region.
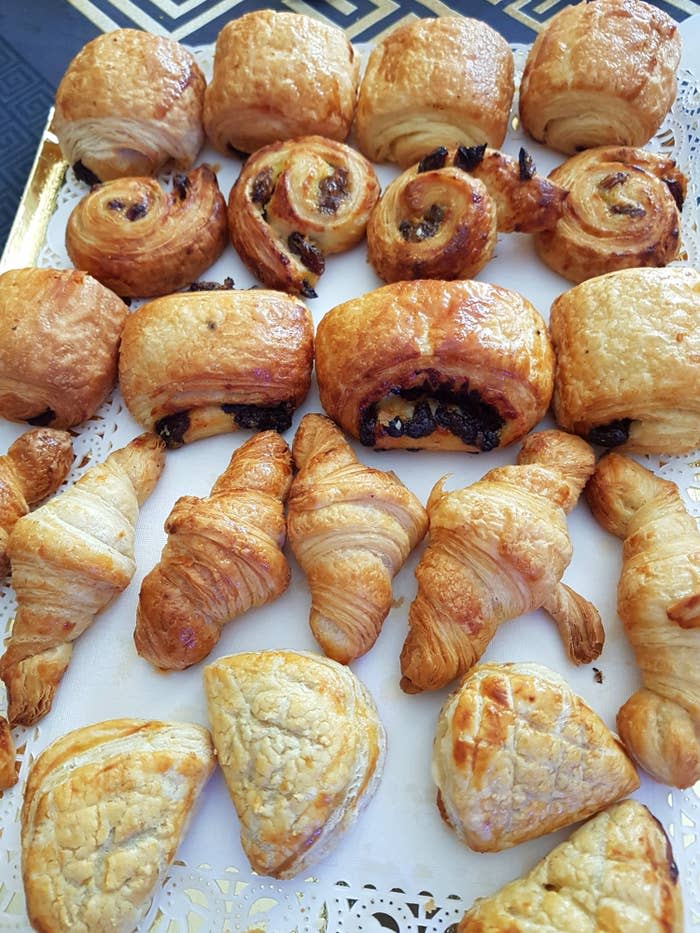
[367,145,567,283]
[228,136,380,298]
[65,166,228,298]
[535,147,686,283]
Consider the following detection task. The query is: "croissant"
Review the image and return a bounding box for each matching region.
[65,166,228,297]
[135,431,292,670]
[0,433,165,726]
[587,452,700,787]
[228,136,380,298]
[535,146,685,283]
[287,414,428,664]
[0,683,15,790]
[400,430,603,693]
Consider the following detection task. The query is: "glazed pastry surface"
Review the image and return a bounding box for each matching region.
[204,11,358,154]
[203,650,386,879]
[0,268,126,428]
[54,28,205,181]
[458,800,683,932]
[287,414,428,663]
[550,266,700,454]
[118,289,314,447]
[66,166,228,297]
[21,718,215,933]
[519,0,681,154]
[228,136,379,297]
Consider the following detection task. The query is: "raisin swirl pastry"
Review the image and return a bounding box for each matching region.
[54,29,205,183]
[367,145,567,283]
[535,147,686,283]
[228,136,380,298]
[315,279,554,452]
[65,166,228,298]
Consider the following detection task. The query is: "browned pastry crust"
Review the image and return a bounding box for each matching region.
[0,268,126,428]
[400,430,600,693]
[65,166,228,297]
[519,0,681,154]
[587,453,700,787]
[315,279,554,453]
[203,11,359,155]
[535,146,685,283]
[550,266,700,454]
[118,289,314,447]
[228,136,380,297]
[0,711,15,790]
[458,800,683,932]
[54,29,206,182]
[287,414,428,663]
[135,432,292,670]
[367,144,566,283]
[355,16,514,168]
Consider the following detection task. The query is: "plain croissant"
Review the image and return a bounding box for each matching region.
[400,429,603,693]
[0,433,165,726]
[287,413,428,664]
[134,431,293,670]
[587,452,700,787]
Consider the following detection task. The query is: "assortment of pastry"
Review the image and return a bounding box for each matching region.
[2,3,697,927]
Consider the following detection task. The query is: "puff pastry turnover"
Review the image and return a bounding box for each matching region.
[21,718,215,933]
[355,16,514,168]
[315,279,554,452]
[203,11,358,155]
[54,29,206,183]
[587,453,700,788]
[550,266,700,454]
[118,289,314,447]
[519,0,681,154]
[458,800,683,932]
[203,650,386,879]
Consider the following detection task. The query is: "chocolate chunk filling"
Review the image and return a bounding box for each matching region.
[663,176,685,210]
[288,232,325,276]
[318,166,350,214]
[107,198,124,211]
[73,160,101,186]
[518,147,536,181]
[126,200,148,221]
[155,411,191,448]
[27,408,55,427]
[587,418,631,447]
[188,277,235,291]
[453,144,487,172]
[404,400,436,438]
[399,204,444,242]
[251,167,274,207]
[417,147,448,173]
[300,280,318,299]
[598,171,628,191]
[221,401,294,433]
[172,173,190,199]
[609,203,645,217]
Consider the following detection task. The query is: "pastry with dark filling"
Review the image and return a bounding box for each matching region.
[315,279,554,452]
[550,267,700,454]
[118,289,314,447]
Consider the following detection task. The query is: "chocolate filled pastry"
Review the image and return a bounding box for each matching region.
[550,266,700,454]
[434,663,639,852]
[228,136,380,297]
[203,11,358,155]
[119,289,314,447]
[54,29,206,183]
[65,166,228,297]
[535,147,686,283]
[519,0,681,154]
[315,279,554,452]
[367,144,567,283]
[0,268,126,428]
[354,16,514,168]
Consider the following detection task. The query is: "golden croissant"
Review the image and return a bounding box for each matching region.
[400,429,603,693]
[587,452,700,787]
[0,433,165,726]
[135,431,293,670]
[287,413,428,664]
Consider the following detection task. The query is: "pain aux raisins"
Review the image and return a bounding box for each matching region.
[398,204,444,242]
[318,166,350,213]
[417,147,449,173]
[287,232,325,277]
[453,144,487,173]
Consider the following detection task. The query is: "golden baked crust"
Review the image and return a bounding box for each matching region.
[21,718,215,933]
[65,166,228,297]
[535,146,685,283]
[458,800,683,932]
[228,136,379,297]
[315,279,554,452]
[118,289,314,447]
[203,11,358,155]
[355,16,514,168]
[0,268,126,428]
[54,29,205,181]
[434,662,639,852]
[519,0,681,154]
[550,266,700,454]
[203,650,386,879]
